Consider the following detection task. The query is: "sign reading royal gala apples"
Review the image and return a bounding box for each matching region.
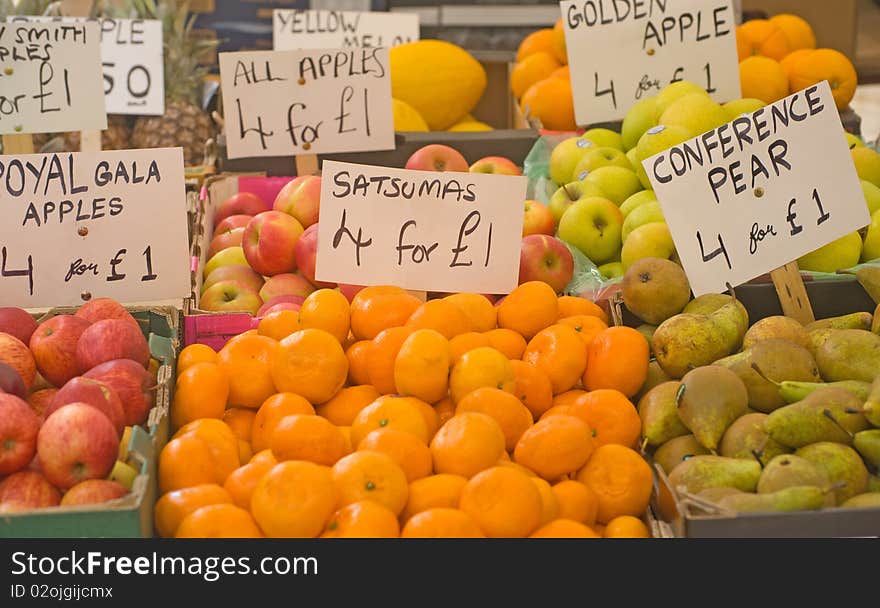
[273,10,419,50]
[0,21,106,134]
[219,49,394,158]
[645,81,870,296]
[316,161,527,293]
[561,0,741,124]
[0,149,190,307]
[10,17,165,115]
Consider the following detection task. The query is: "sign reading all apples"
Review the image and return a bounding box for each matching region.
[0,148,190,307]
[273,10,419,50]
[218,49,395,159]
[644,81,870,296]
[0,21,106,134]
[316,160,527,294]
[561,0,741,125]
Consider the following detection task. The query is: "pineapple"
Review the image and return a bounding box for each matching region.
[130,0,217,166]
[63,115,133,151]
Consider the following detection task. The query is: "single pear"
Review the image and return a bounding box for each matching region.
[710,297,750,353]
[639,381,689,447]
[840,265,880,304]
[683,293,747,318]
[776,380,872,404]
[696,487,746,504]
[718,486,826,513]
[806,312,873,332]
[853,429,880,469]
[677,366,749,451]
[807,328,836,356]
[864,376,880,427]
[636,324,657,350]
[867,474,880,492]
[742,316,811,351]
[757,455,831,496]
[716,339,820,413]
[719,413,790,465]
[636,360,671,401]
[815,329,880,383]
[795,442,869,504]
[765,387,868,448]
[667,455,762,494]
[841,493,880,508]
[621,258,691,325]
[653,434,710,475]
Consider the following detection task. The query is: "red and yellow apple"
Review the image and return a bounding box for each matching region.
[74,298,139,328]
[0,307,37,345]
[518,235,575,294]
[215,214,253,235]
[200,280,263,315]
[202,265,265,295]
[214,192,268,227]
[522,200,556,236]
[243,211,304,277]
[76,319,150,373]
[0,361,27,399]
[259,273,316,304]
[469,156,522,175]
[294,223,336,288]
[0,394,40,475]
[46,377,125,438]
[27,388,57,420]
[61,479,128,506]
[404,144,469,172]
[38,403,119,490]
[30,315,91,388]
[208,227,244,258]
[257,295,305,318]
[0,470,61,512]
[83,360,154,427]
[557,197,624,265]
[273,175,321,228]
[0,332,36,390]
[203,246,248,278]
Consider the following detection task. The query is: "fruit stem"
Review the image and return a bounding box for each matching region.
[562,185,575,200]
[750,363,781,388]
[725,282,738,302]
[822,409,855,439]
[675,383,686,407]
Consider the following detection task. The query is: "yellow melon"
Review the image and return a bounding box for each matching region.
[392,98,429,131]
[448,120,494,132]
[390,40,487,130]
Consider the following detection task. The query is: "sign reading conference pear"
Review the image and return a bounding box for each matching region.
[219,48,394,158]
[0,148,190,307]
[644,81,870,297]
[561,0,741,125]
[316,161,527,294]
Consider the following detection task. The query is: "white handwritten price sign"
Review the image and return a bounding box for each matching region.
[316,161,527,294]
[10,17,165,115]
[273,10,419,50]
[645,82,870,297]
[0,148,190,307]
[0,21,106,135]
[561,0,741,125]
[219,49,394,159]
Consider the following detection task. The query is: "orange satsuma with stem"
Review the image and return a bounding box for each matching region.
[321,501,400,538]
[344,340,373,385]
[332,450,409,515]
[175,504,263,538]
[552,480,598,527]
[497,281,558,340]
[269,414,348,466]
[349,286,422,340]
[171,362,229,429]
[394,329,451,403]
[444,293,497,333]
[223,460,273,510]
[449,332,491,363]
[557,296,609,323]
[154,483,232,538]
[401,508,484,538]
[177,344,218,373]
[455,387,533,451]
[357,428,433,482]
[251,461,338,538]
[513,414,593,481]
[366,326,414,395]
[316,385,380,426]
[459,466,543,538]
[577,444,653,524]
[223,408,256,443]
[350,396,429,447]
[484,328,527,360]
[405,299,471,339]
[510,360,553,419]
[251,393,315,453]
[430,413,505,478]
[568,389,641,448]
[400,474,468,522]
[449,346,515,403]
[217,333,278,409]
[558,315,608,350]
[257,310,300,341]
[523,324,588,395]
[271,329,348,404]
[583,326,649,398]
[530,519,599,538]
[298,288,351,343]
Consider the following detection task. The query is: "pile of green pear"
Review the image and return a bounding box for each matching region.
[631,263,880,515]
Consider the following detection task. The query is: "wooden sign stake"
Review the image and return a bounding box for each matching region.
[295,153,319,177]
[769,262,815,325]
[1,134,35,154]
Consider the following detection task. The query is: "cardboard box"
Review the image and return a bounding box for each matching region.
[741,0,858,58]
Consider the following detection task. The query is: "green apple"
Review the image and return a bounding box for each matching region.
[557,197,624,265]
[621,222,676,269]
[862,180,880,215]
[582,166,643,206]
[621,96,660,151]
[598,262,625,279]
[203,246,248,278]
[549,180,605,223]
[622,201,665,242]
[659,94,728,137]
[862,210,880,262]
[846,132,865,149]
[797,231,863,273]
[582,128,624,151]
[549,136,594,185]
[655,81,709,114]
[852,147,880,187]
[572,147,632,180]
[620,190,657,218]
[722,98,766,121]
[635,125,693,189]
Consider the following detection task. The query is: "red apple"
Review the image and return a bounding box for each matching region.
[83,359,154,426]
[200,280,263,315]
[243,211,304,276]
[203,265,265,295]
[519,235,575,294]
[27,388,58,420]
[257,295,305,317]
[294,223,336,288]
[0,361,27,399]
[338,283,365,303]
[0,470,61,512]
[208,227,244,258]
[76,319,150,373]
[523,200,557,236]
[61,479,127,507]
[404,144,469,172]
[30,315,91,388]
[214,192,268,227]
[469,156,522,176]
[261,303,302,317]
[38,403,118,490]
[259,272,316,303]
[215,214,253,235]
[75,298,138,328]
[0,332,35,391]
[273,175,321,228]
[46,377,125,437]
[0,394,40,475]
[0,307,38,345]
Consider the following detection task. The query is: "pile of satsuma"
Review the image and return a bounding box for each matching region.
[157,283,654,538]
